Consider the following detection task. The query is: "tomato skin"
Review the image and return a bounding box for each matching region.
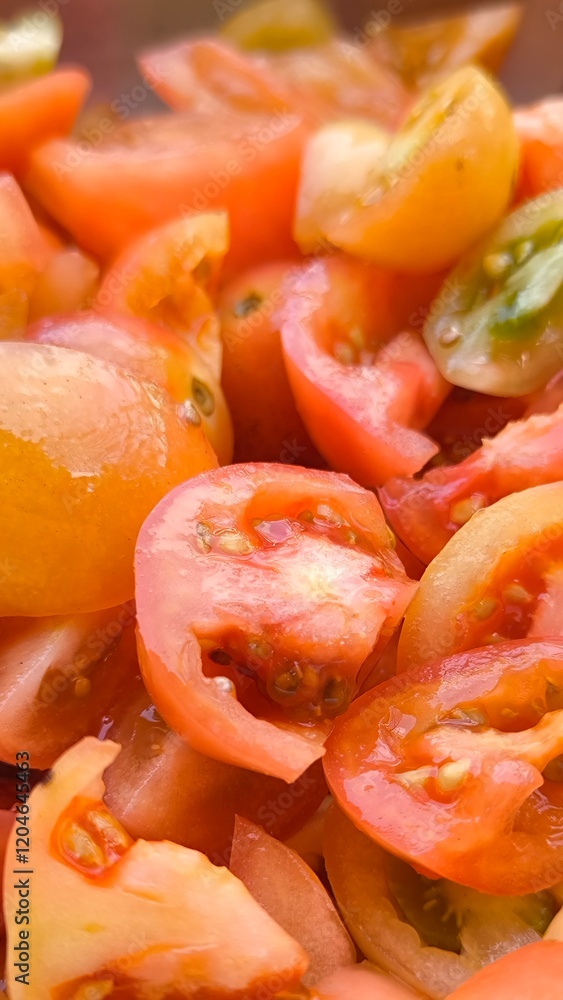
[28,310,234,465]
[219,260,322,464]
[230,816,355,986]
[0,342,217,616]
[28,247,99,321]
[0,173,48,338]
[0,67,90,176]
[381,403,563,564]
[278,257,448,486]
[314,964,425,1000]
[135,463,416,781]
[515,99,563,199]
[445,941,563,1000]
[26,111,309,278]
[103,674,327,863]
[324,638,563,896]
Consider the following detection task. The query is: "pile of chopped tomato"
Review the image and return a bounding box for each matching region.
[0,0,563,997]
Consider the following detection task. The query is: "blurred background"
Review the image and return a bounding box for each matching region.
[4,0,562,106]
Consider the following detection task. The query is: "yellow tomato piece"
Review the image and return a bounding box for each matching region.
[0,12,62,87]
[221,0,336,51]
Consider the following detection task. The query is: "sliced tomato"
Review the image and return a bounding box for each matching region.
[0,173,48,338]
[25,110,309,277]
[277,257,448,487]
[515,98,563,199]
[445,941,563,1000]
[3,738,308,998]
[425,387,528,464]
[95,212,228,382]
[325,638,563,896]
[0,342,217,617]
[102,673,326,863]
[139,37,410,130]
[0,605,137,769]
[324,803,558,999]
[135,464,416,781]
[230,816,355,986]
[314,963,425,1000]
[27,311,234,465]
[28,246,99,321]
[0,67,90,176]
[219,259,322,464]
[381,403,563,564]
[398,482,563,670]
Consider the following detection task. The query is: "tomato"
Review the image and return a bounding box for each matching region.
[96,212,229,382]
[278,257,448,486]
[325,638,563,896]
[368,4,522,88]
[28,310,234,465]
[219,260,322,464]
[0,605,137,769]
[515,99,563,199]
[135,464,416,781]
[103,673,327,863]
[424,189,563,397]
[3,738,308,998]
[0,12,62,86]
[314,963,425,1000]
[381,403,563,565]
[25,109,310,277]
[0,342,217,617]
[139,37,410,130]
[28,247,99,321]
[0,173,48,338]
[324,803,558,999]
[398,483,563,670]
[220,0,336,51]
[0,67,90,176]
[445,941,563,1000]
[294,66,518,273]
[230,816,355,986]
[425,386,528,464]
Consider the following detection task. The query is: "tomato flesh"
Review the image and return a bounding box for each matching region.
[446,940,563,1000]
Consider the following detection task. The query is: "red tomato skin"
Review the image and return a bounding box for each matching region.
[515,99,563,199]
[0,68,90,176]
[277,257,449,487]
[446,940,563,1000]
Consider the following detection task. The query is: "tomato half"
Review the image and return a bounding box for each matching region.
[219,259,322,465]
[278,257,448,486]
[325,638,563,896]
[0,173,48,338]
[4,738,308,998]
[398,483,563,670]
[230,816,355,986]
[381,403,563,564]
[515,98,563,199]
[0,67,90,176]
[102,673,326,863]
[324,803,558,999]
[135,464,416,781]
[445,941,563,1000]
[25,110,310,277]
[28,310,234,465]
[0,342,217,616]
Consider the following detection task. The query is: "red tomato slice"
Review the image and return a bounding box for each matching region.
[381,403,563,564]
[135,464,416,781]
[230,816,355,986]
[324,638,563,896]
[0,173,48,338]
[314,963,425,1000]
[277,258,449,486]
[515,98,563,199]
[0,605,137,769]
[446,941,563,1000]
[25,110,309,278]
[103,673,326,863]
[0,67,90,176]
[219,259,323,464]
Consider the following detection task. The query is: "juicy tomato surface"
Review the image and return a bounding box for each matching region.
[515,98,563,199]
[325,638,563,896]
[445,940,563,999]
[278,257,448,486]
[135,463,416,781]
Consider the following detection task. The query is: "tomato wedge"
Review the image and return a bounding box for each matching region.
[135,464,416,781]
[278,257,448,486]
[515,98,563,199]
[381,403,563,564]
[230,816,355,985]
[446,940,563,1000]
[28,246,99,321]
[325,638,563,896]
[0,173,48,338]
[398,483,563,671]
[0,67,90,176]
